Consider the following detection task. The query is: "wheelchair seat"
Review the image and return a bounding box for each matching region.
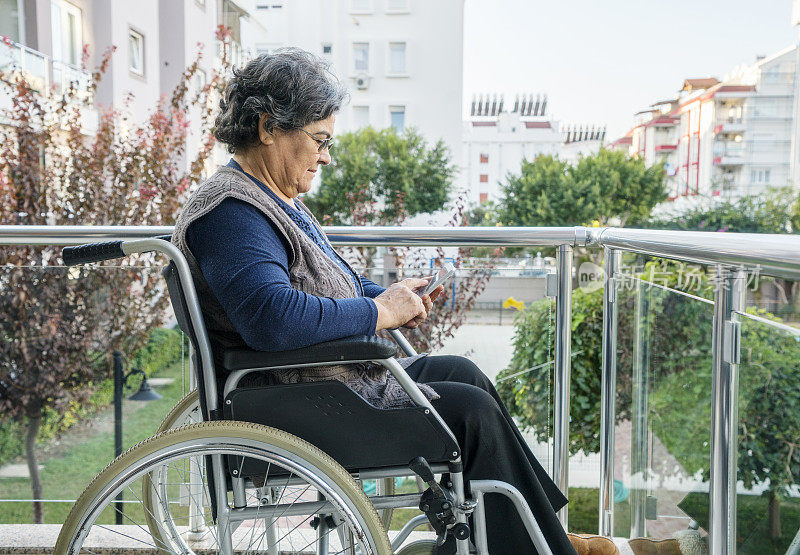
[162,261,460,477]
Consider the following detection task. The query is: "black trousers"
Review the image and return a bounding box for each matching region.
[404,355,577,555]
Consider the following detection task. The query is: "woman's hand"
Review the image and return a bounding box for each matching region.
[373,278,430,331]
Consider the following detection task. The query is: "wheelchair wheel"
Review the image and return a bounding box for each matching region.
[157,389,203,430]
[396,539,437,554]
[147,390,396,535]
[57,421,392,554]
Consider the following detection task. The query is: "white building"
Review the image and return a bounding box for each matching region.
[559,123,607,166]
[462,92,605,205]
[245,0,465,182]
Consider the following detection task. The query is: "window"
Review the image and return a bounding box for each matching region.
[753,98,777,117]
[479,174,488,183]
[389,105,405,130]
[351,0,371,12]
[128,29,144,76]
[0,0,20,42]
[764,66,780,83]
[386,0,409,12]
[479,153,488,164]
[751,168,771,184]
[479,193,488,204]
[353,105,370,128]
[322,43,333,55]
[51,0,83,66]
[388,42,406,74]
[353,42,369,72]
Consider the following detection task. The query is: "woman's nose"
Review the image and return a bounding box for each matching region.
[318,149,332,166]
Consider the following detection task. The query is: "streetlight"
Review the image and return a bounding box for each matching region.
[112,350,162,525]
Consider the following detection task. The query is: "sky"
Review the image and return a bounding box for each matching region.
[462,0,799,140]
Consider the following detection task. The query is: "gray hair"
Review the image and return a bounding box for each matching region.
[214,48,348,153]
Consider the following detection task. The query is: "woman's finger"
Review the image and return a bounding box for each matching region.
[401,277,430,290]
[428,285,444,302]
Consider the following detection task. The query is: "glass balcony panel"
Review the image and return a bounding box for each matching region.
[355,251,558,477]
[734,311,800,553]
[20,47,47,92]
[0,41,21,72]
[0,262,192,524]
[614,269,715,541]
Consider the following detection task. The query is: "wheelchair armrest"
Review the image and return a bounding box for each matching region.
[222,335,398,371]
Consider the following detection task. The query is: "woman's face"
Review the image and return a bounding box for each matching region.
[270,114,334,198]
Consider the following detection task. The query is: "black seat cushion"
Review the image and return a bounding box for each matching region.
[222,335,397,371]
[224,381,459,474]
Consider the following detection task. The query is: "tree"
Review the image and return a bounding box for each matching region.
[304,126,456,225]
[497,149,667,228]
[646,187,800,316]
[0,31,228,522]
[645,187,796,234]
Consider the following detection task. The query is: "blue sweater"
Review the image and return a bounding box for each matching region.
[186,196,385,352]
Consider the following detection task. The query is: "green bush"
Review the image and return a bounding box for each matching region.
[497,287,605,455]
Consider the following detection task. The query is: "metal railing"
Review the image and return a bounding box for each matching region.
[0,39,92,98]
[2,224,799,554]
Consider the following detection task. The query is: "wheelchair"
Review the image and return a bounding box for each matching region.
[54,237,553,554]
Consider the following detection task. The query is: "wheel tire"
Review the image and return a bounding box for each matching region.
[396,539,437,554]
[56,421,392,554]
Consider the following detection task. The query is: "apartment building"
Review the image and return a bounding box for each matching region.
[610,44,800,205]
[462,92,606,205]
[1,0,254,127]
[246,0,465,173]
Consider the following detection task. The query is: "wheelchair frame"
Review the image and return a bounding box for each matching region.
[64,237,553,555]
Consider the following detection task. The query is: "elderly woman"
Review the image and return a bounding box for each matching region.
[172,48,576,554]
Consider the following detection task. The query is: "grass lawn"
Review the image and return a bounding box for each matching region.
[679,491,800,554]
[0,358,190,524]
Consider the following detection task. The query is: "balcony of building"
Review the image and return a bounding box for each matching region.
[0,225,798,553]
[0,39,92,99]
[0,38,96,132]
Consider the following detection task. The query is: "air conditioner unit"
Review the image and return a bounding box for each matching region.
[354,73,370,90]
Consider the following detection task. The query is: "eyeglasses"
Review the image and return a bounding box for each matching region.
[299,128,334,152]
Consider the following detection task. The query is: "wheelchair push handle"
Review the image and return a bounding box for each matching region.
[62,235,173,266]
[62,240,126,266]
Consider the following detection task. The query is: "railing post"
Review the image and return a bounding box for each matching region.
[113,350,124,526]
[599,248,620,536]
[553,243,573,528]
[709,267,745,554]
[630,280,651,538]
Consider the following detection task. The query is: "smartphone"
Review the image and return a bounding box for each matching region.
[419,262,455,297]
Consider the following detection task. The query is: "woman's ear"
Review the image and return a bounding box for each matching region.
[259,113,274,145]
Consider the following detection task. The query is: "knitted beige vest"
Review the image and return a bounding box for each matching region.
[172,166,436,408]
